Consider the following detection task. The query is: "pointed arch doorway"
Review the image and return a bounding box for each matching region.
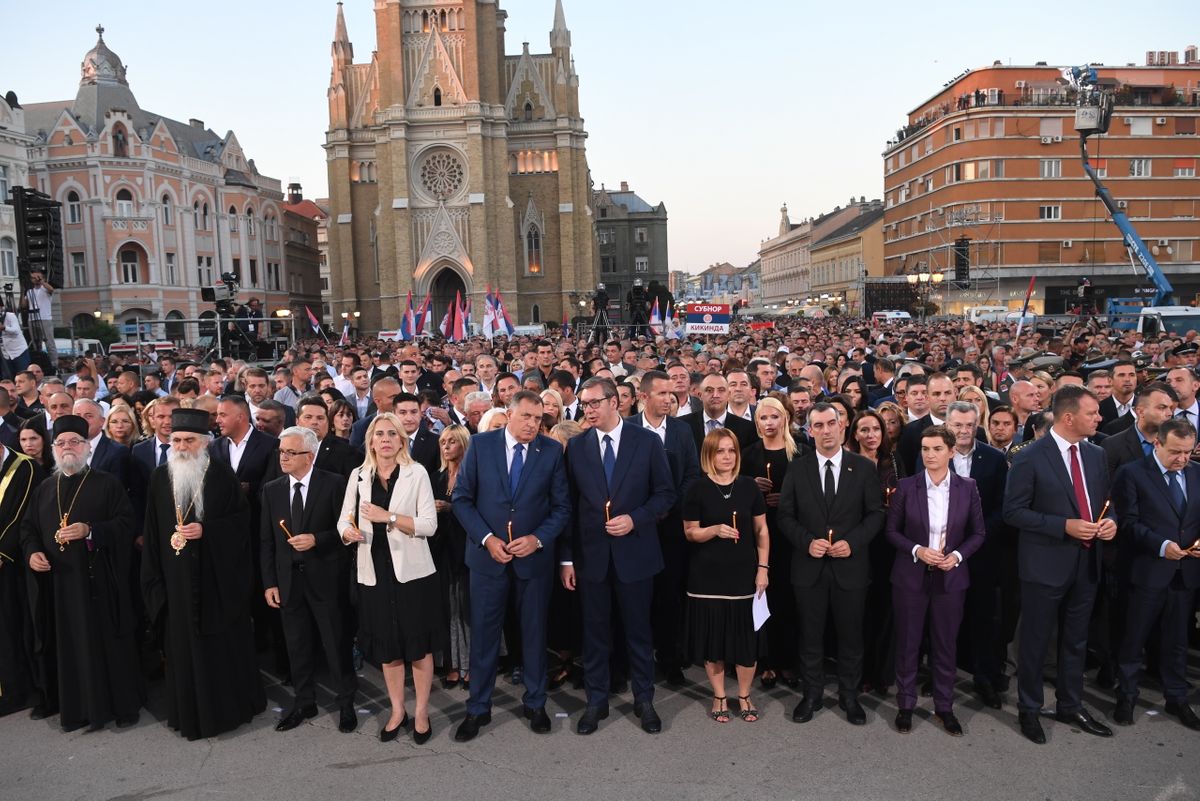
[428,264,468,333]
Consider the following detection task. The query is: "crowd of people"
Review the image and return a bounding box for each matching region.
[0,310,1198,747]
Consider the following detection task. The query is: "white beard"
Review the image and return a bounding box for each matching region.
[168,447,209,520]
[53,449,90,477]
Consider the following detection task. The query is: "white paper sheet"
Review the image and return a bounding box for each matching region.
[752,592,771,631]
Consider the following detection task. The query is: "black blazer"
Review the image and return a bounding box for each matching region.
[259,468,348,605]
[1003,433,1109,586]
[962,443,1010,582]
[1100,424,1148,476]
[0,421,17,450]
[625,413,702,517]
[1098,395,1133,430]
[90,434,131,486]
[685,411,758,455]
[777,449,885,591]
[898,414,988,476]
[1113,456,1200,590]
[407,427,440,481]
[1101,413,1135,436]
[315,436,363,479]
[210,428,279,491]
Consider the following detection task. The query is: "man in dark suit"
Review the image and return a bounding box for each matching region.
[549,370,584,422]
[1098,360,1137,431]
[563,377,675,735]
[392,392,439,481]
[626,370,702,685]
[666,362,702,417]
[261,427,356,734]
[131,397,180,524]
[295,395,362,479]
[1101,382,1178,476]
[885,425,987,735]
[73,399,130,486]
[349,377,399,448]
[1111,418,1200,730]
[1003,385,1116,744]
[685,373,757,454]
[0,389,20,450]
[451,391,571,741]
[897,373,986,475]
[777,402,885,726]
[945,401,1011,708]
[867,357,897,406]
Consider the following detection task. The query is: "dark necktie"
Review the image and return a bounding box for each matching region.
[510,443,524,497]
[602,434,616,490]
[158,442,169,466]
[706,419,720,433]
[823,459,836,509]
[291,482,304,536]
[1142,438,1154,457]
[1069,444,1093,548]
[1168,470,1186,517]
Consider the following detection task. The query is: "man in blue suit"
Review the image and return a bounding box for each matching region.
[74,398,130,486]
[563,377,675,735]
[1003,385,1116,745]
[452,391,571,742]
[1111,417,1200,730]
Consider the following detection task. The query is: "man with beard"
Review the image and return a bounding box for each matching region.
[20,415,141,731]
[0,431,45,716]
[141,408,265,740]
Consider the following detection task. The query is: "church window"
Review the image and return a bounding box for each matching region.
[161,194,173,225]
[422,11,430,32]
[524,102,534,122]
[531,304,541,324]
[202,203,210,229]
[439,10,447,29]
[229,206,239,232]
[434,87,443,107]
[193,201,200,228]
[67,191,82,224]
[419,151,466,200]
[351,162,361,183]
[115,188,134,217]
[525,227,542,275]
[456,9,464,29]
[246,207,255,236]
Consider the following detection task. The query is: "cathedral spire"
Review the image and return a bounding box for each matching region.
[550,0,571,51]
[332,1,353,67]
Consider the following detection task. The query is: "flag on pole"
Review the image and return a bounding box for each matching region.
[304,306,321,333]
[648,297,662,336]
[463,295,473,336]
[453,291,466,341]
[1015,276,1036,339]
[561,307,569,338]
[664,301,680,340]
[494,289,516,336]
[338,318,350,345]
[483,285,498,339]
[415,292,432,335]
[400,290,415,341]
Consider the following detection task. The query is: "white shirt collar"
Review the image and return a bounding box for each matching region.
[1048,427,1081,456]
[292,464,315,490]
[230,428,252,448]
[702,409,728,426]
[596,418,624,449]
[925,470,951,491]
[817,448,843,471]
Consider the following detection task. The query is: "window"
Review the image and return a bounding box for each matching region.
[0,165,8,201]
[232,258,241,282]
[525,227,542,275]
[597,228,613,245]
[1129,158,1152,177]
[71,252,86,286]
[165,253,177,284]
[976,160,990,179]
[202,203,210,229]
[1039,118,1063,138]
[67,191,82,224]
[599,207,607,219]
[321,276,329,291]
[1037,242,1061,263]
[1129,117,1152,136]
[1039,159,1061,178]
[962,162,976,181]
[634,256,649,273]
[115,188,134,216]
[994,159,1005,178]
[249,259,258,287]
[601,256,615,273]
[1038,205,1062,220]
[434,87,442,107]
[246,207,255,235]
[1090,158,1108,178]
[953,127,961,142]
[120,249,139,283]
[161,194,173,225]
[1177,117,1196,135]
[229,206,238,231]
[1173,159,1196,177]
[197,256,213,286]
[530,304,541,324]
[0,237,15,279]
[193,202,200,228]
[634,227,648,244]
[524,102,533,122]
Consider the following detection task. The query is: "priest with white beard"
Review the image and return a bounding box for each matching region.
[141,408,265,740]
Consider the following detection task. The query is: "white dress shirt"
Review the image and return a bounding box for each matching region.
[227,429,252,473]
[86,432,103,466]
[817,448,843,494]
[702,410,729,433]
[290,464,314,508]
[1049,428,1093,514]
[1177,400,1199,425]
[730,404,754,421]
[641,412,668,443]
[1113,394,1134,419]
[911,470,962,566]
[596,418,624,460]
[563,400,580,421]
[952,447,974,478]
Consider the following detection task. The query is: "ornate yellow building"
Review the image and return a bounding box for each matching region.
[325,0,597,332]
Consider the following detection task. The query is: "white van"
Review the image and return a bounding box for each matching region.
[871,310,912,327]
[965,306,1009,323]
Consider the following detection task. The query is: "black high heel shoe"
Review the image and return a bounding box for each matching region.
[379,712,410,742]
[413,719,433,745]
[441,671,461,690]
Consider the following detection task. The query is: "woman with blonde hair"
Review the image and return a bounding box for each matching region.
[338,412,442,745]
[139,398,158,442]
[957,385,991,433]
[875,401,907,478]
[477,407,508,432]
[105,403,140,447]
[540,388,564,434]
[432,424,472,690]
[1029,370,1054,409]
[740,396,801,690]
[549,420,583,448]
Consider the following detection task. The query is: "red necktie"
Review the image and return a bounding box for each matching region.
[1069,444,1092,548]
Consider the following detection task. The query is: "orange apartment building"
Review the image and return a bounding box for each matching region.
[881,60,1200,315]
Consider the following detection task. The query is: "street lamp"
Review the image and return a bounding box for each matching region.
[93,309,101,319]
[906,271,944,323]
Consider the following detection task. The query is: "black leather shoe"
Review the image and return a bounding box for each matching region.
[525,705,552,734]
[921,680,934,698]
[839,695,866,726]
[275,704,317,732]
[1094,664,1118,691]
[634,701,661,734]
[1019,712,1046,744]
[380,712,410,742]
[975,682,1002,710]
[895,709,913,733]
[413,720,433,745]
[1113,697,1134,726]
[576,705,609,735]
[29,704,57,721]
[338,705,357,733]
[1055,708,1113,738]
[792,694,817,723]
[1165,700,1200,732]
[453,711,492,742]
[935,711,964,736]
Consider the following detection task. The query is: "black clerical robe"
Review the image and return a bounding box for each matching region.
[0,448,43,716]
[141,457,265,740]
[20,468,141,729]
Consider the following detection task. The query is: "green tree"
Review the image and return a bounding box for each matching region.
[72,319,122,347]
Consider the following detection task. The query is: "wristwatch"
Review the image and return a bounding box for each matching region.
[535,538,544,550]
[388,513,398,526]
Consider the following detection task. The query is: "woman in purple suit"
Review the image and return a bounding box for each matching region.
[885,425,986,736]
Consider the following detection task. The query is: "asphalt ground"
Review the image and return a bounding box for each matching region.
[2,656,1198,801]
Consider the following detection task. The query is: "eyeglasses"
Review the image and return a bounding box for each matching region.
[54,437,87,448]
[579,397,612,411]
[279,449,312,459]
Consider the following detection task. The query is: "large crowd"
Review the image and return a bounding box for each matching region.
[1,309,1198,746]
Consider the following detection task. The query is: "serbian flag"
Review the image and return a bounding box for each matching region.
[494,289,516,336]
[648,297,663,335]
[463,294,473,335]
[439,300,453,339]
[482,285,498,338]
[561,307,569,337]
[664,301,680,339]
[338,318,350,345]
[399,291,415,341]
[414,292,432,335]
[453,291,467,341]
[304,305,321,333]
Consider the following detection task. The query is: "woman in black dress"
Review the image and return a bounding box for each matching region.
[684,429,769,723]
[338,412,443,744]
[432,425,471,689]
[740,396,803,690]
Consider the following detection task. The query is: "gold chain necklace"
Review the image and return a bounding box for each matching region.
[54,468,90,551]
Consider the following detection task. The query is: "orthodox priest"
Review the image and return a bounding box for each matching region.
[0,432,43,716]
[20,415,141,731]
[142,408,265,740]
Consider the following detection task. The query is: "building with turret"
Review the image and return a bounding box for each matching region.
[324,0,598,332]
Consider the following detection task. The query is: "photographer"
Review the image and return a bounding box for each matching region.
[592,283,610,344]
[0,295,31,381]
[19,270,57,367]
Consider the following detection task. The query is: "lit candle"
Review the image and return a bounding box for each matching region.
[732,511,739,542]
[605,500,611,522]
[827,528,834,545]
[279,519,294,540]
[507,520,513,544]
[1098,499,1111,520]
[765,463,772,484]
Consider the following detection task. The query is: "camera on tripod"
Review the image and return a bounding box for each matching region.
[201,272,240,316]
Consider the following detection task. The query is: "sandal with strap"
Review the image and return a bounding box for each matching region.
[709,696,730,723]
[737,695,760,722]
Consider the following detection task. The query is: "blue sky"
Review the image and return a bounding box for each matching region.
[2,0,1190,273]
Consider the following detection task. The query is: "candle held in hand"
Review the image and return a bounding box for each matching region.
[605,500,611,522]
[732,511,738,542]
[827,528,834,545]
[507,520,513,544]
[1098,498,1111,520]
[765,463,772,484]
[279,519,294,540]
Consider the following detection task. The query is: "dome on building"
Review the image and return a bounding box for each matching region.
[79,25,128,87]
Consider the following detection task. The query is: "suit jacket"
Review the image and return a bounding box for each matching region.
[868,380,894,406]
[685,411,758,455]
[451,429,571,579]
[90,434,130,486]
[408,428,440,481]
[337,461,438,586]
[898,415,988,476]
[1100,424,1150,476]
[563,422,676,583]
[960,443,1010,582]
[260,468,349,605]
[1112,456,1200,590]
[885,471,987,594]
[776,449,885,590]
[210,428,280,537]
[1099,395,1132,430]
[625,413,702,518]
[1003,433,1109,587]
[315,436,363,479]
[131,436,171,526]
[349,413,374,449]
[1101,412,1136,436]
[0,421,17,450]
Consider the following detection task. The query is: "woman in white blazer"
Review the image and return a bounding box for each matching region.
[338,412,442,744]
